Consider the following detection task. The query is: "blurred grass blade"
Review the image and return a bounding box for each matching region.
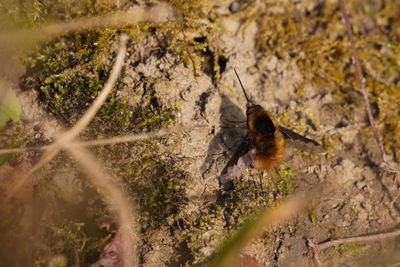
[209,193,309,267]
[0,82,20,165]
[0,82,20,129]
[0,154,12,166]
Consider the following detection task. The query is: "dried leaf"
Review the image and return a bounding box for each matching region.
[90,230,137,267]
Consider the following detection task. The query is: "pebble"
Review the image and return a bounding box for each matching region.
[342,214,351,227]
[229,1,240,13]
[358,209,368,221]
[356,180,366,190]
[354,193,364,202]
[263,56,278,71]
[364,201,372,211]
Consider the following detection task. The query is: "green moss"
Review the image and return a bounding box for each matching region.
[334,243,370,258]
[23,29,177,136]
[95,139,188,231]
[162,0,229,80]
[1,0,120,27]
[308,199,317,224]
[138,161,187,228]
[323,134,340,162]
[277,168,296,179]
[375,83,400,161]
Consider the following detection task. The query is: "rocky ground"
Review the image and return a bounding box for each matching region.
[1,0,399,266]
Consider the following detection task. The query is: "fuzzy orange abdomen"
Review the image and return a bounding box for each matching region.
[246,106,285,170]
[253,131,285,169]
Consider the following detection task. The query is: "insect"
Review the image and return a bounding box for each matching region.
[219,69,320,188]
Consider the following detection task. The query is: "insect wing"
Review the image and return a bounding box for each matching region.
[219,133,255,188]
[279,126,320,146]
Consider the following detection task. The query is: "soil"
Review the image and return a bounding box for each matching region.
[2,1,400,266]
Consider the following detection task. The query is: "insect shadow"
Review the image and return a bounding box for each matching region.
[200,93,247,184]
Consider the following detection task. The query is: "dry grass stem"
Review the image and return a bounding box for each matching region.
[0,126,180,156]
[0,146,47,155]
[5,34,128,201]
[0,4,175,47]
[66,145,137,267]
[73,234,87,267]
[339,0,399,173]
[308,228,400,267]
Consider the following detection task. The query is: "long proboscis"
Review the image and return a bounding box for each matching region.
[233,68,250,103]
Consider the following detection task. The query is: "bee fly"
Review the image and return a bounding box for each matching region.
[219,69,320,189]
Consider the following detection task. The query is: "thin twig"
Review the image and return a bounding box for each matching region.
[0,127,180,156]
[66,145,137,267]
[339,0,398,172]
[307,3,400,266]
[0,4,175,47]
[73,234,87,267]
[308,228,400,267]
[5,34,128,201]
[307,239,323,267]
[319,228,400,251]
